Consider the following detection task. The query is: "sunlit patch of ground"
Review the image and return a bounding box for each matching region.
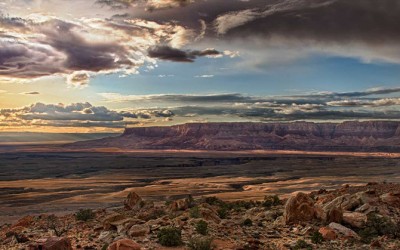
[0,150,399,223]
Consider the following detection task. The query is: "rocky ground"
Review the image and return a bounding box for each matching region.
[1,182,400,250]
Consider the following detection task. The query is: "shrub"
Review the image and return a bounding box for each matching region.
[217,207,228,219]
[291,239,312,250]
[75,209,95,222]
[188,236,214,250]
[101,244,109,250]
[157,227,182,247]
[242,218,253,227]
[188,194,195,207]
[263,195,281,208]
[47,215,71,237]
[204,197,223,206]
[190,206,201,218]
[358,213,400,243]
[196,220,208,235]
[310,231,323,244]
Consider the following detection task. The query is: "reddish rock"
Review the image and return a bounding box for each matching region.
[343,212,367,228]
[103,213,126,230]
[380,192,400,208]
[12,215,34,229]
[108,239,141,250]
[169,198,191,211]
[128,224,150,237]
[124,191,143,210]
[284,192,315,224]
[328,222,360,239]
[318,227,337,240]
[29,237,72,250]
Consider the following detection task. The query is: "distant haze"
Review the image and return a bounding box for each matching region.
[0,132,119,145]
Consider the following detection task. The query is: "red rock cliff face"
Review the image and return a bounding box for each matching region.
[73,121,400,152]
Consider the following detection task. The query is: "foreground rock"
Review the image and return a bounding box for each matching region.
[108,239,141,250]
[1,182,400,250]
[124,191,143,210]
[284,192,315,224]
[28,237,72,250]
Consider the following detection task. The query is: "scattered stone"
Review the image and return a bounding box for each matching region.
[328,222,360,239]
[318,227,337,240]
[29,237,72,250]
[107,238,141,250]
[128,224,150,237]
[380,192,400,208]
[103,213,126,230]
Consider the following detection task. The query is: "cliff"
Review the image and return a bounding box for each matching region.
[69,121,400,152]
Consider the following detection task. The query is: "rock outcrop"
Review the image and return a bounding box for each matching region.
[284,192,315,224]
[69,121,400,152]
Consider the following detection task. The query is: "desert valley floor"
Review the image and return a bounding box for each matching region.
[1,149,400,224]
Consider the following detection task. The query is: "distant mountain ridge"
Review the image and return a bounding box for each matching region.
[69,121,400,152]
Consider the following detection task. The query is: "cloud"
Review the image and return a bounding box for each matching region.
[99,93,250,103]
[67,72,90,87]
[0,14,197,84]
[195,75,214,78]
[97,87,400,122]
[96,0,194,11]
[147,45,221,62]
[21,91,40,95]
[327,98,400,107]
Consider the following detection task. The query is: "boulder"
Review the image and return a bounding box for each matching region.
[315,205,343,223]
[108,239,141,250]
[318,227,337,240]
[380,192,400,208]
[103,213,126,230]
[199,203,221,224]
[328,222,360,239]
[12,215,34,229]
[128,224,150,237]
[284,192,315,224]
[124,191,143,210]
[169,198,191,211]
[29,237,72,250]
[343,212,367,228]
[110,218,136,234]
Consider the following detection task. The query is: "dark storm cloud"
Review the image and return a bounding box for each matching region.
[147,45,220,62]
[38,19,135,72]
[215,0,400,45]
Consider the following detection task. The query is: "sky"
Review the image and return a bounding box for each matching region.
[1,0,400,133]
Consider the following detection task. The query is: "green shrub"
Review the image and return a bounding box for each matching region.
[291,239,312,250]
[263,195,281,208]
[217,207,228,219]
[188,236,214,250]
[75,209,95,222]
[195,220,208,235]
[311,231,323,244]
[190,206,201,218]
[157,227,182,247]
[358,213,399,243]
[101,243,109,250]
[204,197,223,206]
[242,218,253,227]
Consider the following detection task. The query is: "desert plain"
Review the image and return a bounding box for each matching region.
[1,147,399,225]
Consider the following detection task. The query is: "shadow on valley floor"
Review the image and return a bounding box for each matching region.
[0,151,399,223]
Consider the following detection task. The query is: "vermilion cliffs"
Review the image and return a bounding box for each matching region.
[70,121,400,152]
